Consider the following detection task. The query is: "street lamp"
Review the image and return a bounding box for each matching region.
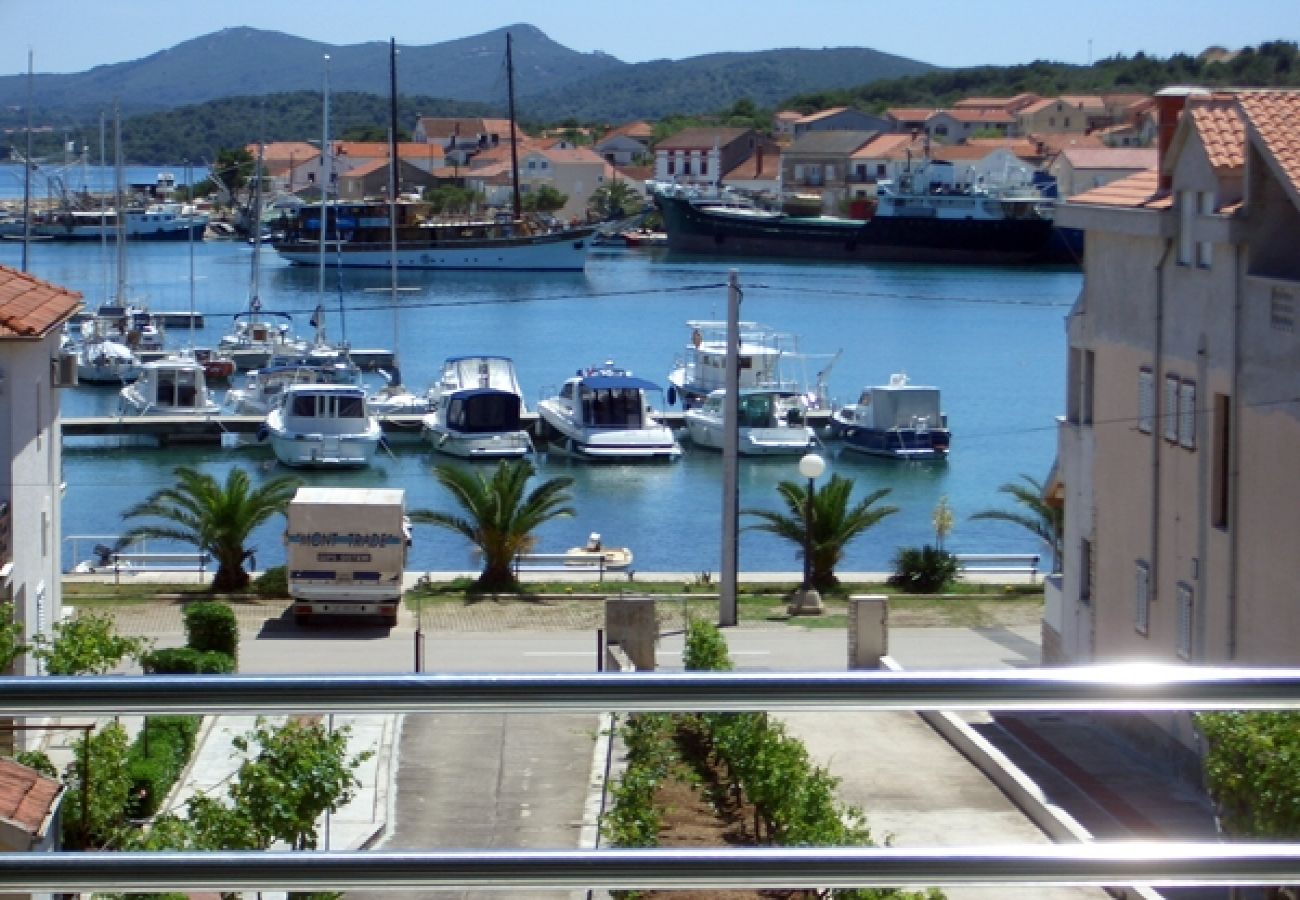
[791,452,826,616]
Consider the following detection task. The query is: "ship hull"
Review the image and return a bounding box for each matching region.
[656,194,1080,266]
[274,229,595,271]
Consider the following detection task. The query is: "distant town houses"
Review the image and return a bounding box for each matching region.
[245,89,1161,219]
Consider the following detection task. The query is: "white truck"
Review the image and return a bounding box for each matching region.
[284,486,409,627]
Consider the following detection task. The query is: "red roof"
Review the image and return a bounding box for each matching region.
[1066,170,1170,209]
[1238,91,1300,192]
[0,758,61,837]
[0,265,83,338]
[1187,98,1246,173]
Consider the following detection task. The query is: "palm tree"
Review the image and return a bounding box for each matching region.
[744,475,899,591]
[120,466,301,593]
[588,179,641,221]
[969,474,1064,573]
[409,460,576,592]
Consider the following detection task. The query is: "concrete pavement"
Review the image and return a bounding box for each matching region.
[48,588,1224,898]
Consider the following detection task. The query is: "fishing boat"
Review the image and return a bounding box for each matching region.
[666,320,833,411]
[683,388,817,456]
[653,158,1079,265]
[829,373,951,460]
[263,382,383,469]
[29,202,209,242]
[536,361,681,462]
[118,356,221,416]
[271,34,592,272]
[421,355,533,459]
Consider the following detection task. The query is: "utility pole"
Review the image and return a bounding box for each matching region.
[719,269,742,627]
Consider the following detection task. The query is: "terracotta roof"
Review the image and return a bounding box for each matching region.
[954,96,1019,109]
[796,106,849,124]
[334,141,444,161]
[0,758,61,837]
[1066,169,1170,208]
[613,164,653,183]
[0,265,83,339]
[1061,147,1158,169]
[250,141,320,163]
[599,121,654,141]
[530,144,606,165]
[338,158,388,178]
[941,108,1016,124]
[416,117,518,140]
[1237,91,1300,194]
[774,110,803,123]
[722,143,782,181]
[852,133,923,159]
[966,137,1044,158]
[1187,98,1246,173]
[1030,132,1107,154]
[886,107,937,122]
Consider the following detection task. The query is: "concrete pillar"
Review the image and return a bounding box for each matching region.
[848,594,888,669]
[604,595,657,671]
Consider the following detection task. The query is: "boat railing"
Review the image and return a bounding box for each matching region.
[64,534,212,579]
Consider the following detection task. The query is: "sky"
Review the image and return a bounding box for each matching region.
[2,0,1296,76]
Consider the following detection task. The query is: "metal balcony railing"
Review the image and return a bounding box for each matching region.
[4,667,1300,893]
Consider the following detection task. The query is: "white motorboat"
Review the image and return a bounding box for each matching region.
[264,382,383,469]
[118,356,221,416]
[565,533,633,570]
[74,325,141,384]
[536,361,681,462]
[829,373,951,460]
[666,320,831,410]
[421,355,533,459]
[683,388,817,456]
[218,310,309,371]
[223,361,362,416]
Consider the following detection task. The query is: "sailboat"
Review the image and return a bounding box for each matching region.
[271,33,594,271]
[77,109,142,385]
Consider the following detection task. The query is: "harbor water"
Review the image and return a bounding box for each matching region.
[1,234,1081,576]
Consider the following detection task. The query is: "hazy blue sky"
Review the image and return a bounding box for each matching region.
[3,0,1295,76]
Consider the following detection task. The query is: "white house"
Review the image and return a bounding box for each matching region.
[519,141,617,222]
[0,266,81,702]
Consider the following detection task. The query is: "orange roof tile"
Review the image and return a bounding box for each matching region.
[250,141,320,163]
[1066,169,1170,208]
[943,108,1016,124]
[0,265,82,338]
[1061,147,1158,169]
[796,106,849,124]
[1237,91,1300,194]
[852,133,922,159]
[886,107,937,122]
[0,758,61,836]
[1187,98,1246,173]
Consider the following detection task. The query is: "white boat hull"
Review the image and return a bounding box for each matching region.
[684,415,816,456]
[276,237,589,271]
[422,423,533,459]
[266,426,382,468]
[537,403,681,461]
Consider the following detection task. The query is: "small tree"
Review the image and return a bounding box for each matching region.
[970,473,1064,573]
[120,466,300,592]
[409,460,576,592]
[522,184,568,215]
[932,495,954,551]
[0,599,24,672]
[743,475,899,591]
[588,180,641,220]
[30,612,151,675]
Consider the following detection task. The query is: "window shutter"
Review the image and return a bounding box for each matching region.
[1177,583,1194,659]
[1134,561,1150,635]
[1163,374,1180,442]
[1179,380,1196,449]
[1138,369,1154,433]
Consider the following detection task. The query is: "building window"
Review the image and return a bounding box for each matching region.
[1065,117,1072,128]
[1138,367,1154,433]
[1134,561,1150,636]
[1176,583,1194,659]
[1212,393,1231,528]
[1080,538,1093,605]
[1271,287,1296,332]
[877,163,886,178]
[1163,374,1180,443]
[666,158,675,176]
[1178,380,1196,450]
[700,159,708,176]
[1178,190,1195,265]
[1197,192,1215,268]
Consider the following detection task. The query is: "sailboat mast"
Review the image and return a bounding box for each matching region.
[113,102,126,303]
[387,38,401,378]
[318,54,331,297]
[506,33,521,222]
[250,142,264,307]
[20,50,32,272]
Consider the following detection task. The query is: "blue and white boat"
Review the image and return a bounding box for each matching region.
[536,361,681,462]
[421,355,532,459]
[683,388,817,456]
[829,373,950,460]
[264,383,383,469]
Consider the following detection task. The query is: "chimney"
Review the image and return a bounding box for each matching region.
[1154,86,1209,191]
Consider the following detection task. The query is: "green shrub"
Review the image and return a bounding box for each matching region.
[182,602,239,659]
[889,545,959,594]
[253,565,288,597]
[142,647,236,674]
[15,750,57,779]
[124,715,202,817]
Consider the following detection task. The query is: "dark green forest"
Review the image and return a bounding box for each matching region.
[6,41,1296,165]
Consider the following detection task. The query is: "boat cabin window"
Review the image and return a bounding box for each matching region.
[738,393,776,428]
[156,369,200,408]
[560,382,575,401]
[582,387,643,428]
[451,393,521,432]
[336,394,366,419]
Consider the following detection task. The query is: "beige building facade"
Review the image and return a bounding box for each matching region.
[1051,88,1300,760]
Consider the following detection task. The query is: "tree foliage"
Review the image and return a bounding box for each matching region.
[743,475,899,590]
[29,611,151,675]
[587,179,643,220]
[0,600,23,672]
[422,184,485,214]
[409,460,575,592]
[120,466,301,592]
[521,183,569,214]
[969,474,1063,573]
[1198,712,1300,839]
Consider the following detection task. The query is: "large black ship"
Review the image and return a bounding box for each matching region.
[653,161,1082,266]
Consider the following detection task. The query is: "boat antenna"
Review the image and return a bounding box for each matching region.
[506,32,522,223]
[387,36,402,384]
[98,112,108,305]
[249,141,264,312]
[113,101,126,305]
[20,49,32,272]
[186,158,195,351]
[318,53,331,302]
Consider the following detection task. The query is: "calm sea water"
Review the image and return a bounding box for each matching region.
[1,235,1080,575]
